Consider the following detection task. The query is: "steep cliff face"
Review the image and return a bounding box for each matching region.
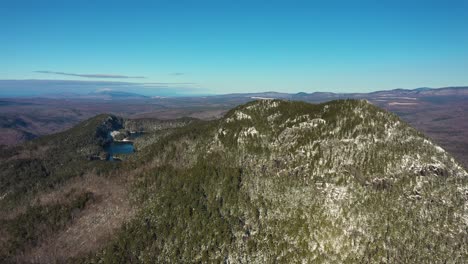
[91,100,468,263]
[94,115,123,146]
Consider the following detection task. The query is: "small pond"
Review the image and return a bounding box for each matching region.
[104,132,143,161]
[104,142,134,161]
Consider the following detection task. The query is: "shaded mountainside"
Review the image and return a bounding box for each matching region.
[0,114,125,262]
[0,114,122,202]
[1,100,467,263]
[0,113,195,262]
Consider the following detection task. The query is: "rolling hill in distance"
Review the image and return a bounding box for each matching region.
[1,98,467,262]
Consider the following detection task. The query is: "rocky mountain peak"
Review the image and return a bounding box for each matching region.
[215,99,466,180]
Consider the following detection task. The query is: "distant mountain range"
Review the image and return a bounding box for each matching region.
[87,90,149,99]
[19,86,468,101]
[37,90,150,100]
[212,86,468,101]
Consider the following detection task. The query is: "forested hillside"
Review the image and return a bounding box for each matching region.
[94,100,468,263]
[1,100,467,263]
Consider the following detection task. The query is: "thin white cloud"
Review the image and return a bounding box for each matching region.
[35,70,145,79]
[169,72,185,76]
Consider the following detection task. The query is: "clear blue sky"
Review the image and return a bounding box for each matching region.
[1,0,468,96]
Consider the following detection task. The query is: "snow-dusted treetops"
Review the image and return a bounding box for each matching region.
[96,99,467,263]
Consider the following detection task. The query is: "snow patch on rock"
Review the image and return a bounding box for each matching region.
[242,127,259,137]
[226,111,252,123]
[110,130,120,138]
[267,112,281,122]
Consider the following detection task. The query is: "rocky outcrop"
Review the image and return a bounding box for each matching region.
[94,115,123,146]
